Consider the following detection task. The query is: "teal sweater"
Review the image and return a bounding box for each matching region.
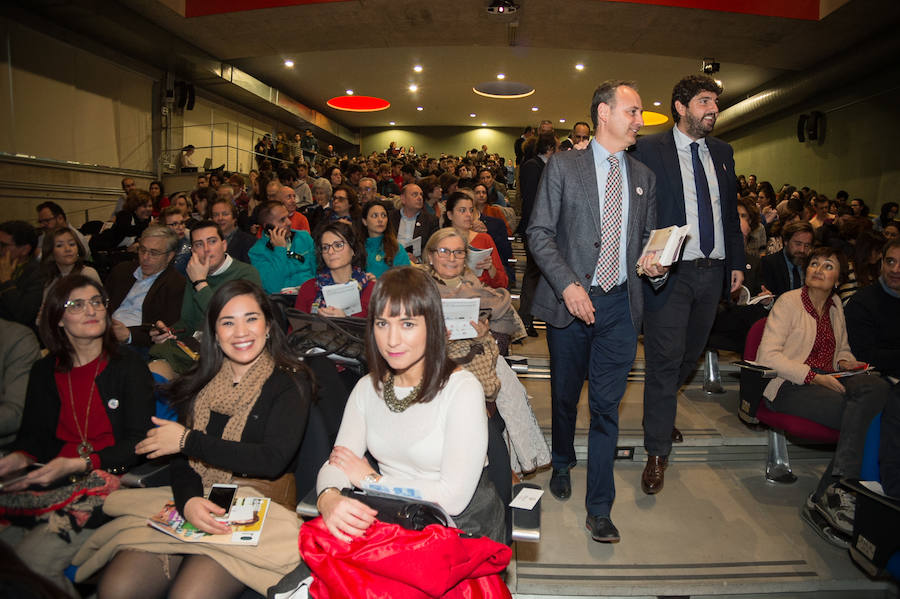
[365,235,411,278]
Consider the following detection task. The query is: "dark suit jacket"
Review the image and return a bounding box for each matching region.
[517,156,545,236]
[632,129,744,311]
[526,146,658,330]
[106,261,186,346]
[388,208,439,257]
[760,249,795,297]
[226,229,256,264]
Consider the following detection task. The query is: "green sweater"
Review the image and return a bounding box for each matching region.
[176,258,262,336]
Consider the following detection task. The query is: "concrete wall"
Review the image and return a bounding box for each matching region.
[360,126,522,161]
[721,69,900,211]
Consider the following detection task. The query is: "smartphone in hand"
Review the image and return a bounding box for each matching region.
[207,483,237,521]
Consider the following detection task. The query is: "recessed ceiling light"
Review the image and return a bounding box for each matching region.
[481,123,487,127]
[559,118,566,123]
[416,106,423,111]
[413,64,423,72]
[715,79,723,87]
[496,73,506,80]
[531,106,539,111]
[283,59,294,68]
[653,101,661,106]
[408,84,418,92]
[345,89,354,95]
[575,63,584,71]
[389,121,396,125]
[469,113,477,117]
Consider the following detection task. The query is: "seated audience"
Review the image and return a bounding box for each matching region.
[149,221,262,375]
[305,178,333,231]
[35,201,91,261]
[96,280,312,598]
[872,201,898,233]
[357,177,378,206]
[470,184,514,285]
[90,189,153,253]
[838,230,885,303]
[478,167,508,207]
[376,163,400,197]
[0,275,154,595]
[883,220,899,241]
[0,220,44,328]
[388,183,438,264]
[161,205,192,275]
[248,201,316,294]
[325,185,360,224]
[419,175,443,220]
[761,220,814,297]
[107,225,186,351]
[0,318,41,446]
[845,238,900,381]
[39,226,101,310]
[295,221,373,318]
[359,200,411,278]
[738,195,767,256]
[443,192,508,289]
[209,196,255,264]
[316,266,505,543]
[276,184,311,234]
[187,187,215,230]
[757,247,889,543]
[149,180,169,217]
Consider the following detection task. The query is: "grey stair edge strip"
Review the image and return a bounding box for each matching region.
[518,559,808,570]
[516,571,818,581]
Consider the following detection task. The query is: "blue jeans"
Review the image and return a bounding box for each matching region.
[546,287,636,517]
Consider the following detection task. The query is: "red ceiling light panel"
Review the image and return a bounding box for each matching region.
[326,95,391,112]
[185,0,351,18]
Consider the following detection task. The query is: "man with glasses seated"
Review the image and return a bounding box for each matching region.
[106,225,186,356]
[249,200,316,294]
[149,221,262,376]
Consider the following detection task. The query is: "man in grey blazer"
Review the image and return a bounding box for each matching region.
[527,80,667,542]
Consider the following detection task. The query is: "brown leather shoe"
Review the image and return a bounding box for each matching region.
[671,426,684,443]
[641,455,668,495]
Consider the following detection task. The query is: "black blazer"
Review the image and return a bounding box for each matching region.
[760,249,795,297]
[517,155,545,236]
[632,130,744,310]
[388,208,439,254]
[13,348,155,473]
[226,229,256,264]
[106,261,186,346]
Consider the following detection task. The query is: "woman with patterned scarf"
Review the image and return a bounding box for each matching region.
[294,220,374,318]
[90,280,313,598]
[0,274,155,597]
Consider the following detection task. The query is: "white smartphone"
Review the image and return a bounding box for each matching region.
[207,483,237,521]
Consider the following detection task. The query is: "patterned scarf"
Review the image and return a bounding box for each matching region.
[189,351,275,488]
[311,267,369,314]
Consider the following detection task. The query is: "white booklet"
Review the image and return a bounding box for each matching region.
[442,298,481,340]
[466,247,493,276]
[320,281,362,316]
[401,236,422,258]
[637,225,690,273]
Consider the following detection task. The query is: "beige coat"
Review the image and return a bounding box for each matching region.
[757,288,855,400]
[72,486,301,594]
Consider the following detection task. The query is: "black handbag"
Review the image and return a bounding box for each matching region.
[285,308,368,370]
[340,488,450,531]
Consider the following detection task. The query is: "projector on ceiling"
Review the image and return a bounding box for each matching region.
[486,0,518,15]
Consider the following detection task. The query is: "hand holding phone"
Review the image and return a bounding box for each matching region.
[207,483,237,521]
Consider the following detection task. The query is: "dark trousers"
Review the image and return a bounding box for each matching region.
[517,242,541,323]
[768,373,889,498]
[546,287,636,517]
[643,261,724,456]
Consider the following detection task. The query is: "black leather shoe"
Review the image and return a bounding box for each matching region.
[585,514,620,543]
[672,427,684,443]
[525,324,538,337]
[549,468,571,500]
[641,455,668,495]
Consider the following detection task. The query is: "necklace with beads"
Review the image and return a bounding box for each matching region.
[66,354,104,457]
[383,373,423,413]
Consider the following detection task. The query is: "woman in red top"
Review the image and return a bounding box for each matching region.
[0,274,154,595]
[295,221,373,318]
[443,192,508,289]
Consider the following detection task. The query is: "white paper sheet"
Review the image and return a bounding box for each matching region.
[320,281,362,316]
[466,247,493,276]
[442,298,481,340]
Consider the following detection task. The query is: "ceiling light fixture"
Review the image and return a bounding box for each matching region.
[283,59,294,68]
[413,65,423,72]
[559,118,566,123]
[531,106,539,111]
[469,113,477,117]
[326,95,391,112]
[575,63,584,71]
[409,84,418,92]
[345,89,354,95]
[389,121,396,125]
[416,106,424,111]
[473,81,535,99]
[486,0,519,15]
[496,73,506,80]
[641,111,669,126]
[653,101,661,106]
[481,123,487,127]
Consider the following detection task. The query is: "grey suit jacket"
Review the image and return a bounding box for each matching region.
[526,146,658,330]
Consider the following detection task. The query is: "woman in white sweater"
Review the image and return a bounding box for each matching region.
[315,266,504,542]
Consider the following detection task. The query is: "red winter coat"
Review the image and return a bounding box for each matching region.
[299,517,512,598]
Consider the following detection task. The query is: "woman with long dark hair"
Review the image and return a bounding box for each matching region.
[94,280,313,598]
[316,266,505,543]
[0,275,154,596]
[442,192,508,289]
[358,200,410,278]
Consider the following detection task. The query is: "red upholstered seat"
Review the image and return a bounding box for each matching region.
[744,318,840,442]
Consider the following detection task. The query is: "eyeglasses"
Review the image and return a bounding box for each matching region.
[435,247,466,259]
[137,246,168,257]
[64,296,108,313]
[320,240,347,254]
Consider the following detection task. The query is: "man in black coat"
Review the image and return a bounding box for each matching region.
[760,220,814,297]
[388,184,438,263]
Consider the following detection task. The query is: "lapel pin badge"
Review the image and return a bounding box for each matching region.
[107,398,119,410]
[636,187,644,196]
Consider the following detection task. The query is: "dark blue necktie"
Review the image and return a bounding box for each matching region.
[690,142,714,257]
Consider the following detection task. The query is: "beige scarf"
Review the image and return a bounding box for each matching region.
[189,351,275,488]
